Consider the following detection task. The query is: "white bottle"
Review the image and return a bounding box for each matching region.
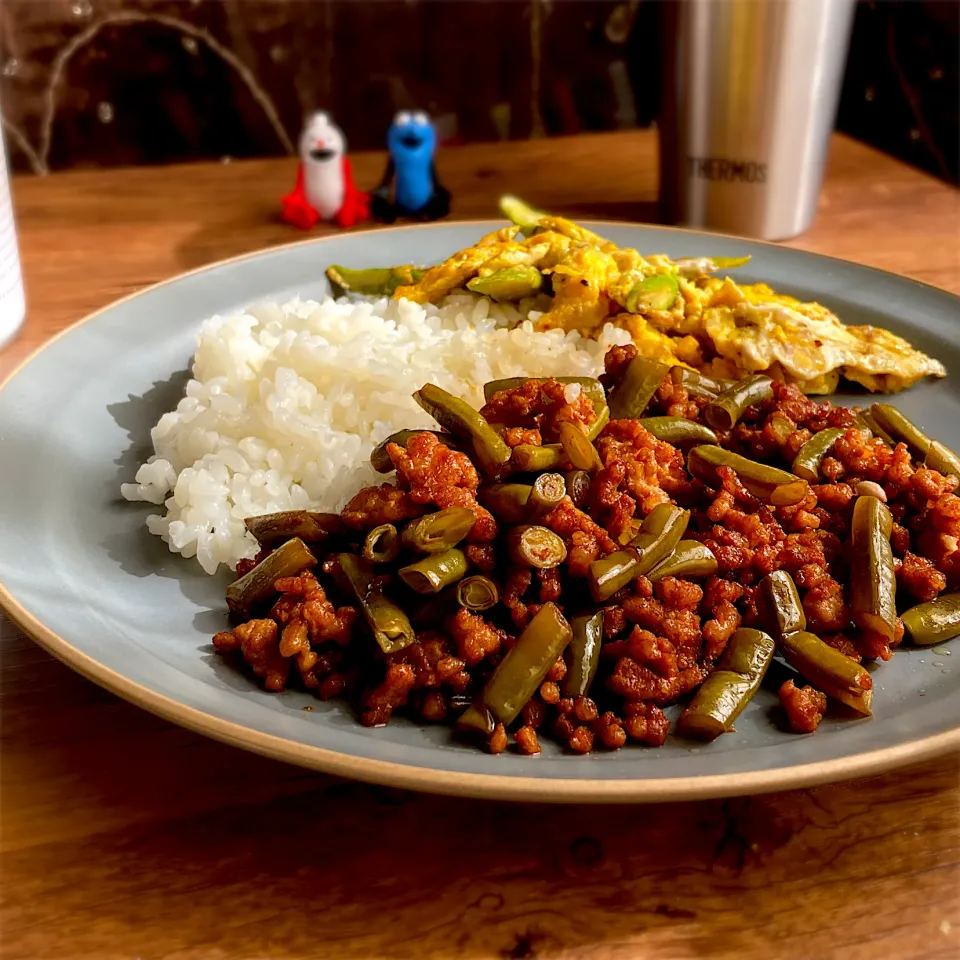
[0,138,26,350]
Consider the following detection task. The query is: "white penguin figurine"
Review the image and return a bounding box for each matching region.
[280,112,368,229]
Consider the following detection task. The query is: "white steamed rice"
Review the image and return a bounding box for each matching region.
[121,294,632,574]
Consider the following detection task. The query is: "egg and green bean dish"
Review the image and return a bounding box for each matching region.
[326,196,945,396]
[214,349,960,753]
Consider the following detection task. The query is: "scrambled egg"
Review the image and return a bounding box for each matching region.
[384,200,946,395]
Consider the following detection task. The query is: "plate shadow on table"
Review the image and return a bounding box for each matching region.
[4,688,957,960]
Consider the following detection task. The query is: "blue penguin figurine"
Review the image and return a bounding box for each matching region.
[371,110,450,223]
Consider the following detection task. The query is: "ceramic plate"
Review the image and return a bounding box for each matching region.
[2,222,959,803]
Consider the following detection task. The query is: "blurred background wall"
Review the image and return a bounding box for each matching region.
[0,0,956,184]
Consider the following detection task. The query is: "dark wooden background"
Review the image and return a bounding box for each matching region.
[1,0,957,184]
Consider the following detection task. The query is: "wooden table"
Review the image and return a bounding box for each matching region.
[2,131,959,960]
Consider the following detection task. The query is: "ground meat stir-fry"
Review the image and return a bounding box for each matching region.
[779,680,828,733]
[214,354,960,754]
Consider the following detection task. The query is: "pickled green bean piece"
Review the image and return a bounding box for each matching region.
[414,383,511,477]
[791,428,844,482]
[687,445,809,506]
[400,507,476,553]
[511,443,566,473]
[563,469,592,508]
[901,593,960,646]
[337,553,416,654]
[638,416,718,449]
[226,537,318,616]
[456,576,499,612]
[559,421,603,473]
[398,548,469,594]
[925,440,960,480]
[870,403,930,458]
[588,503,689,601]
[779,630,873,715]
[849,495,897,650]
[499,194,545,234]
[467,266,543,301]
[704,375,774,431]
[585,402,610,442]
[561,612,604,699]
[478,483,533,524]
[530,473,567,520]
[608,355,671,420]
[363,524,400,563]
[326,264,421,297]
[507,525,568,569]
[677,628,776,741]
[669,366,734,399]
[759,570,807,640]
[482,376,606,410]
[370,429,462,473]
[647,540,718,582]
[858,409,893,445]
[244,510,344,546]
[458,602,573,730]
[626,274,679,312]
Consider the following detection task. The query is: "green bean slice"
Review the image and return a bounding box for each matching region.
[559,421,603,474]
[669,366,734,399]
[530,473,567,520]
[226,538,318,616]
[646,540,718,583]
[901,593,960,646]
[243,510,344,547]
[363,524,400,563]
[507,525,568,569]
[510,443,566,473]
[400,507,477,554]
[585,403,610,442]
[563,469,592,508]
[608,355,670,420]
[326,264,422,297]
[791,428,844,482]
[467,266,543,301]
[337,553,416,654]
[588,503,689,601]
[759,570,807,640]
[414,383,511,477]
[677,628,776,741]
[499,194,545,234]
[849,495,897,650]
[398,548,469,595]
[925,440,960,480]
[858,409,894,445]
[779,630,873,715]
[458,602,573,730]
[478,483,533,524]
[638,416,718,449]
[687,445,809,506]
[456,576,500,612]
[704,375,774,431]
[561,612,604,699]
[626,274,679,312]
[870,404,931,458]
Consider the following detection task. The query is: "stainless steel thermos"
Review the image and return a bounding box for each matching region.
[659,0,857,241]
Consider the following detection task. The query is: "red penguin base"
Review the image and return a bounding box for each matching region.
[280,158,369,231]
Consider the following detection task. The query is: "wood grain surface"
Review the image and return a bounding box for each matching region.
[2,131,959,960]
